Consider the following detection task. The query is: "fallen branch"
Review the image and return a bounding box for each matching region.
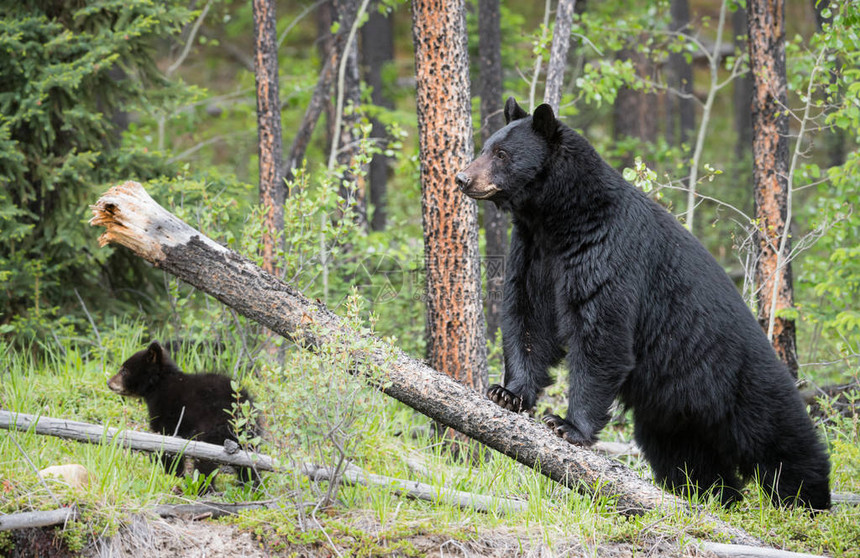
[0,507,78,532]
[301,463,528,514]
[0,410,276,472]
[699,541,826,558]
[88,181,760,545]
[1,411,523,515]
[153,501,274,520]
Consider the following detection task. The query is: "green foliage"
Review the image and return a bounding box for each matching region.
[0,0,191,324]
[794,0,860,365]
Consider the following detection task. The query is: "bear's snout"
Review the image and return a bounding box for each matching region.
[455,172,471,191]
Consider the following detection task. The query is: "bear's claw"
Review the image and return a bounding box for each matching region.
[542,414,593,446]
[487,384,526,412]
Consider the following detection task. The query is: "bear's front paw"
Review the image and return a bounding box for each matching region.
[487,384,526,412]
[542,414,594,446]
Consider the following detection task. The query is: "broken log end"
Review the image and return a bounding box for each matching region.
[89,180,227,263]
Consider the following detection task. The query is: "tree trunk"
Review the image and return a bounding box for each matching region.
[543,0,576,113]
[412,0,488,399]
[747,0,798,375]
[613,47,658,169]
[362,7,395,232]
[332,0,367,228]
[668,0,694,150]
[732,5,753,166]
[252,0,285,276]
[87,181,763,545]
[284,0,364,181]
[477,0,508,344]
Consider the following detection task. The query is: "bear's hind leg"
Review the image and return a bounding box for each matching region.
[756,455,831,510]
[641,428,743,507]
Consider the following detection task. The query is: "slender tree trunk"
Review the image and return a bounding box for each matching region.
[732,5,753,166]
[284,0,364,181]
[478,0,508,343]
[252,0,285,275]
[543,0,576,113]
[362,7,395,231]
[331,0,367,227]
[668,0,694,150]
[317,0,337,155]
[412,0,488,404]
[613,47,658,169]
[747,0,798,375]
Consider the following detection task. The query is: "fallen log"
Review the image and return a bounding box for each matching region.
[0,410,276,472]
[0,507,78,532]
[301,462,528,514]
[89,181,760,545]
[0,411,528,515]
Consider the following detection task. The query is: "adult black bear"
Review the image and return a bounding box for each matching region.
[108,341,260,486]
[456,98,830,509]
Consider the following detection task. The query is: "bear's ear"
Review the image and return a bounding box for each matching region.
[532,103,558,140]
[504,97,528,124]
[147,341,164,365]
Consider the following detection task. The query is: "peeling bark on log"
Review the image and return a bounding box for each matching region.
[88,181,761,545]
[0,410,276,472]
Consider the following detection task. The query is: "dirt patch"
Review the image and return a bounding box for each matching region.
[81,516,714,557]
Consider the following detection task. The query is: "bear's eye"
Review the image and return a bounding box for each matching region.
[495,149,508,161]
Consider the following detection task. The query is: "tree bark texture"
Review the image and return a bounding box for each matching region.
[362,7,395,232]
[252,0,285,275]
[543,0,576,113]
[747,0,798,375]
[477,0,508,343]
[412,0,488,394]
[87,182,761,546]
[0,410,276,471]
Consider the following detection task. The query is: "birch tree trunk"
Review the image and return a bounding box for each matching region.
[543,0,576,113]
[747,0,798,375]
[252,0,285,275]
[412,0,488,398]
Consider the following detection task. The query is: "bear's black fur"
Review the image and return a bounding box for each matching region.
[456,98,830,509]
[108,341,260,485]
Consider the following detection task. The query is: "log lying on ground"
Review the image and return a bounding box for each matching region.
[1,410,525,515]
[0,410,276,472]
[0,507,78,532]
[301,462,528,514]
[89,181,759,545]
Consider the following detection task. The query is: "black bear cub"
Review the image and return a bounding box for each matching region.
[456,97,830,509]
[108,341,260,486]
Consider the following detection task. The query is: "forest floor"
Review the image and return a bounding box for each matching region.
[9,514,707,558]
